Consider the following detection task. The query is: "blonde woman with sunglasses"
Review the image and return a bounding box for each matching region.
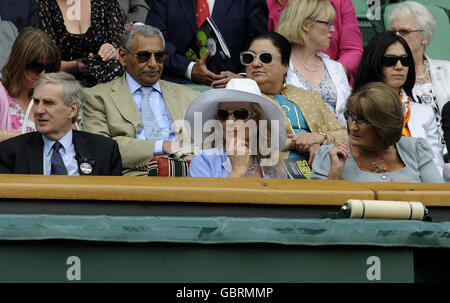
[276,0,351,125]
[244,32,347,168]
[0,27,61,142]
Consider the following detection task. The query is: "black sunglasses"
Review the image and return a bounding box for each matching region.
[27,61,53,74]
[240,51,280,66]
[124,48,167,63]
[382,54,410,67]
[216,108,256,121]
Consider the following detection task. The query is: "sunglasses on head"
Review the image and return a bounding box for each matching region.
[216,108,256,121]
[382,54,410,67]
[27,61,52,74]
[240,51,280,66]
[125,48,167,63]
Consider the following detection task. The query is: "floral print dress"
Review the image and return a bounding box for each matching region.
[8,98,36,133]
[38,0,125,87]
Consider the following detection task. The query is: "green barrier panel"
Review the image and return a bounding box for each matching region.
[0,215,447,282]
[0,215,449,247]
[0,241,414,283]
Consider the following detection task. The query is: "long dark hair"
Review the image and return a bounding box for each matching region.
[353,31,416,101]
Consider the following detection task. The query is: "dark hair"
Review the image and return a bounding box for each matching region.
[249,32,291,65]
[353,31,416,101]
[1,27,61,98]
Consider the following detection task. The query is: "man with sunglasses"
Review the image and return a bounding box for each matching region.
[84,25,200,176]
[145,0,268,87]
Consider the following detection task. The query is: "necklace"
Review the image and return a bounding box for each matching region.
[416,58,431,84]
[353,147,390,174]
[247,155,259,175]
[303,60,322,72]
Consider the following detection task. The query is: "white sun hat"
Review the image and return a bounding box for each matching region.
[184,78,287,150]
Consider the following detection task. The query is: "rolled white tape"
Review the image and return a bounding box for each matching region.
[346,200,425,220]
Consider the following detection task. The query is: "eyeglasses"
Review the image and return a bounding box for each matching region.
[216,108,256,121]
[344,111,370,128]
[240,51,281,66]
[27,61,53,74]
[382,54,410,67]
[313,19,333,29]
[124,48,167,63]
[390,29,423,36]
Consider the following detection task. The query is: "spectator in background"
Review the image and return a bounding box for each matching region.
[145,0,268,87]
[442,102,450,181]
[83,25,199,176]
[38,0,125,87]
[0,72,123,176]
[187,79,287,178]
[311,82,443,183]
[0,0,38,31]
[0,21,18,72]
[388,1,450,155]
[353,32,444,175]
[0,27,60,142]
[267,0,363,83]
[276,0,351,125]
[118,0,150,23]
[244,32,347,166]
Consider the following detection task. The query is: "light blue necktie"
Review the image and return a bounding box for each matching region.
[140,86,166,140]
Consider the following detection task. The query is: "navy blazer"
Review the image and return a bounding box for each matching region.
[146,0,268,83]
[0,131,123,176]
[0,0,38,31]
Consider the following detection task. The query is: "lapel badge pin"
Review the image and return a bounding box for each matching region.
[80,162,93,175]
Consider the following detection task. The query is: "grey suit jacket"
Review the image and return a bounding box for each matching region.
[0,21,18,72]
[118,0,150,23]
[83,75,200,176]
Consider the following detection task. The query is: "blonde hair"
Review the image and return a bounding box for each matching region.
[1,27,61,98]
[276,0,336,45]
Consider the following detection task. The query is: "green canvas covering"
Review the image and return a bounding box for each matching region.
[0,214,449,248]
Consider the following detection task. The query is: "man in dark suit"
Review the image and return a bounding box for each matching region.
[146,0,268,87]
[0,0,38,31]
[0,72,122,176]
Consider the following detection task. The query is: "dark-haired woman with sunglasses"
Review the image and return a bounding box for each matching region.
[388,1,450,164]
[276,0,351,125]
[353,31,444,176]
[0,27,61,142]
[245,32,347,168]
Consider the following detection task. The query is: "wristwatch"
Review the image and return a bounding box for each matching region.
[318,131,328,144]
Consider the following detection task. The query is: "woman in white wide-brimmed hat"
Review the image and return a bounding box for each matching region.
[185,78,288,178]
